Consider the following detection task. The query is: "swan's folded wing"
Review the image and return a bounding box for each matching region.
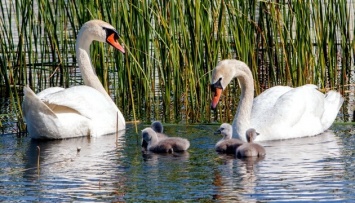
[23,86,91,139]
[260,85,325,138]
[41,85,115,119]
[252,86,292,124]
[249,84,337,140]
[37,87,65,98]
[23,85,58,119]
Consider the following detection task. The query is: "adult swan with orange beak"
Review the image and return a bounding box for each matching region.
[210,59,343,142]
[23,20,126,139]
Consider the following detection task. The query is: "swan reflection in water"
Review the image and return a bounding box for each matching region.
[23,130,126,197]
[20,128,344,201]
[212,130,342,202]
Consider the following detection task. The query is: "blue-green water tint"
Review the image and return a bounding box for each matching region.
[0,124,354,202]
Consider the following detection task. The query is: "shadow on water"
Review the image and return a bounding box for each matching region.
[0,124,354,202]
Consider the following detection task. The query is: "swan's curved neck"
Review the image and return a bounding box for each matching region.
[75,31,113,103]
[230,62,254,141]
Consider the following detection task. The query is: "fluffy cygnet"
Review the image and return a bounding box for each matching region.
[236,128,266,157]
[141,121,167,150]
[215,123,244,154]
[142,127,190,153]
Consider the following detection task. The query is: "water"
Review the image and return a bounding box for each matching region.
[0,123,354,202]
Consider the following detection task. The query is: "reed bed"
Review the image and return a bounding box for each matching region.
[0,0,354,133]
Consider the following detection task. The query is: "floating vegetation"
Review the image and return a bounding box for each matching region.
[0,0,354,133]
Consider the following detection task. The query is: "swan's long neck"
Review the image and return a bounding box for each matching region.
[75,31,115,105]
[231,62,254,142]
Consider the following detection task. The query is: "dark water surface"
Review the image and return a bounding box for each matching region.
[0,124,354,202]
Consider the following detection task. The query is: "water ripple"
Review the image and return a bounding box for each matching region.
[0,125,354,202]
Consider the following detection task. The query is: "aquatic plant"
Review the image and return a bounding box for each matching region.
[0,0,353,133]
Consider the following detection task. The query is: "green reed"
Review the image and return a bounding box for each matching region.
[0,0,354,132]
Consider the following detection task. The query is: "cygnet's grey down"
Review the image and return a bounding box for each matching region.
[142,121,167,150]
[214,123,244,154]
[236,128,266,157]
[151,121,164,133]
[142,127,190,153]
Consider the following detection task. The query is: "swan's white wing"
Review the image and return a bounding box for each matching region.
[272,85,324,125]
[41,86,112,117]
[41,85,124,136]
[252,85,325,141]
[37,87,65,98]
[23,86,91,139]
[252,86,292,122]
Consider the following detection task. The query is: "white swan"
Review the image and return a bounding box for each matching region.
[22,20,126,139]
[211,59,344,142]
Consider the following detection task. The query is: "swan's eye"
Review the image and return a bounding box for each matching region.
[210,78,223,92]
[104,27,120,40]
[210,84,216,92]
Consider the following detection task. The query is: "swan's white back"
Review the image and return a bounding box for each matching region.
[249,85,343,141]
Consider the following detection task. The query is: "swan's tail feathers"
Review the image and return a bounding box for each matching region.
[23,85,38,118]
[321,90,344,130]
[23,86,58,138]
[23,85,34,98]
[23,86,55,117]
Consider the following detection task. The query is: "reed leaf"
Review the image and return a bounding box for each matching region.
[0,0,353,133]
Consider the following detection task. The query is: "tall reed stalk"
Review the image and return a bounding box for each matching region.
[0,0,354,133]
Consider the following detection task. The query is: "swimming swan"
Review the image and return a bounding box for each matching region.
[22,20,126,139]
[236,128,266,157]
[142,127,190,153]
[215,123,244,154]
[141,121,167,150]
[211,59,344,142]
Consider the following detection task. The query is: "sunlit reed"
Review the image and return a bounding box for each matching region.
[0,0,353,133]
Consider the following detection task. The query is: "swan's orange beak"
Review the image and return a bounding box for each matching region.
[211,87,222,110]
[107,33,125,54]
